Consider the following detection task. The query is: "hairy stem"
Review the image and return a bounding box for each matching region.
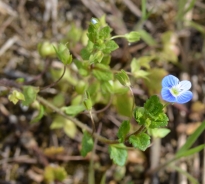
[40,64,67,91]
[37,95,119,144]
[128,86,135,120]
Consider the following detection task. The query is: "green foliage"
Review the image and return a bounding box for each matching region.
[115,70,130,87]
[131,57,152,79]
[176,121,205,156]
[7,16,181,169]
[22,86,39,106]
[101,81,113,94]
[8,90,25,104]
[83,91,92,110]
[129,133,150,151]
[113,91,133,117]
[144,68,167,95]
[134,95,169,129]
[54,43,72,65]
[50,116,77,138]
[176,0,196,21]
[99,26,111,40]
[144,95,163,116]
[137,30,157,46]
[92,63,113,81]
[81,131,94,157]
[30,105,44,124]
[103,40,119,53]
[38,41,57,58]
[117,120,130,142]
[148,128,170,138]
[63,105,85,116]
[109,143,127,166]
[172,165,199,184]
[125,31,140,43]
[44,165,67,183]
[74,59,89,76]
[159,31,178,63]
[66,24,83,46]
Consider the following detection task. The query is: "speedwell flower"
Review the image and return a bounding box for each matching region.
[161,75,193,104]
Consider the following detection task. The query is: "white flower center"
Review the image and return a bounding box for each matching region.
[170,85,184,97]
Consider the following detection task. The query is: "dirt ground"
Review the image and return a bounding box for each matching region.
[0,0,205,184]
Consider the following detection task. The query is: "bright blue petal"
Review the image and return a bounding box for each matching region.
[162,75,179,88]
[176,91,193,104]
[161,87,176,103]
[177,81,191,92]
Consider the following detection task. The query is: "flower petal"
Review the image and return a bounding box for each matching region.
[178,80,191,92]
[176,91,193,104]
[161,87,176,103]
[162,75,179,88]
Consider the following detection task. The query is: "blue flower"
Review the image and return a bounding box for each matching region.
[161,75,193,104]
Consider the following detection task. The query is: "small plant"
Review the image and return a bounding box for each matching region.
[2,16,203,183]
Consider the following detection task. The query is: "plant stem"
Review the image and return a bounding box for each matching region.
[40,64,67,91]
[89,110,95,134]
[37,95,119,144]
[125,126,145,142]
[128,86,135,120]
[110,35,125,40]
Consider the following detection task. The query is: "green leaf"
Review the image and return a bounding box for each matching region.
[63,105,85,116]
[81,131,94,157]
[131,56,152,72]
[134,70,149,79]
[172,165,199,184]
[101,55,111,65]
[103,40,119,53]
[64,119,77,138]
[134,107,146,125]
[44,165,67,183]
[83,91,92,110]
[89,51,104,63]
[74,60,89,76]
[30,105,45,124]
[113,91,132,117]
[138,30,157,46]
[54,43,72,65]
[8,90,25,105]
[131,58,140,72]
[129,133,150,151]
[99,26,111,40]
[144,95,163,117]
[81,48,91,60]
[22,86,39,106]
[92,63,113,81]
[125,31,140,43]
[144,68,168,95]
[101,81,113,94]
[176,121,205,156]
[109,143,127,166]
[149,113,169,129]
[50,116,65,129]
[87,82,100,103]
[87,24,98,43]
[148,128,170,138]
[38,41,57,58]
[50,116,77,138]
[54,167,68,182]
[115,70,130,87]
[117,120,130,142]
[81,41,94,60]
[176,144,205,159]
